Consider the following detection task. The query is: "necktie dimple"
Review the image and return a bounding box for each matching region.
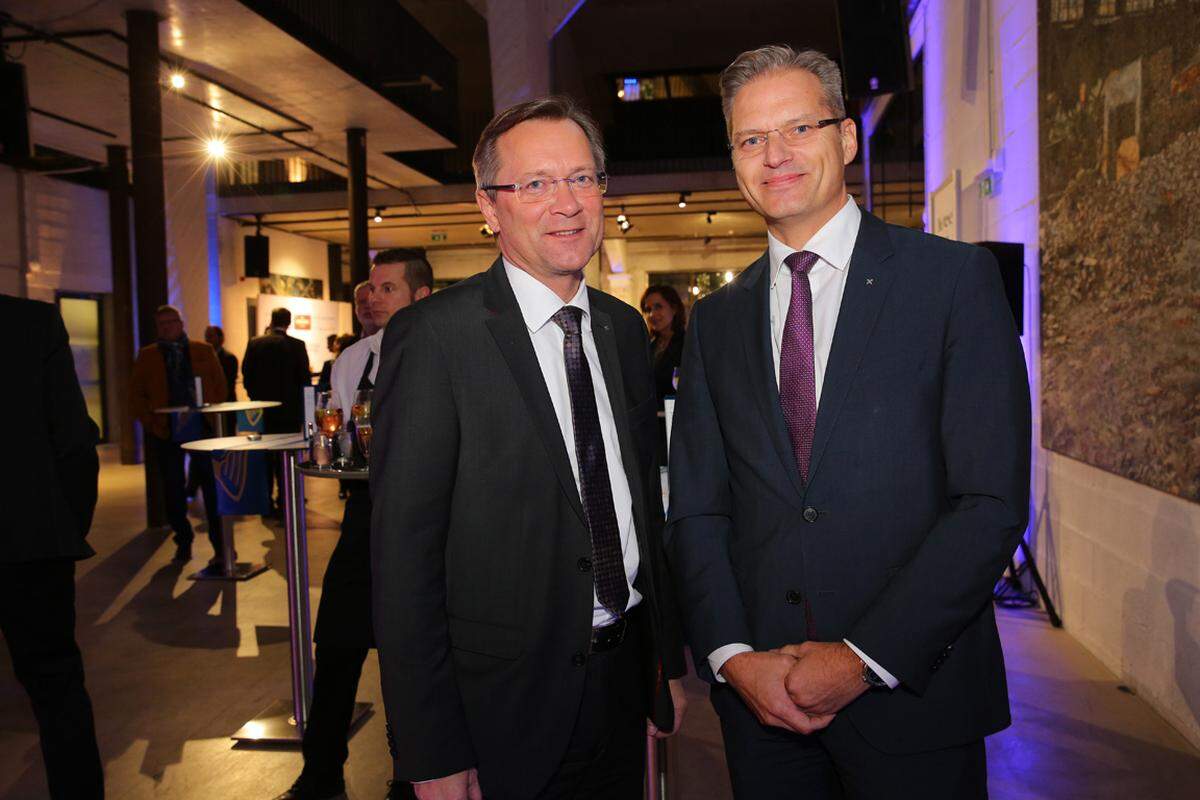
[551,306,629,619]
[779,250,819,484]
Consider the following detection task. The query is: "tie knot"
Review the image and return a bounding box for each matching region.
[784,250,819,276]
[551,305,584,336]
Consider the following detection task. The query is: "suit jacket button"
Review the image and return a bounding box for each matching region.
[786,590,803,605]
[572,652,587,667]
[803,507,819,523]
[577,557,592,572]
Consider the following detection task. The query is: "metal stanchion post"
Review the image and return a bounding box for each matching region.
[282,448,315,733]
[645,736,669,800]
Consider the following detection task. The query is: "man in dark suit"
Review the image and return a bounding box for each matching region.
[665,47,1031,799]
[243,307,311,509]
[205,325,239,402]
[371,96,687,800]
[0,294,104,799]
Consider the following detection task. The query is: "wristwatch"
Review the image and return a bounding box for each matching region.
[861,660,888,689]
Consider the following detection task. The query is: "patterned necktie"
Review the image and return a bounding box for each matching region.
[780,251,819,484]
[551,306,629,619]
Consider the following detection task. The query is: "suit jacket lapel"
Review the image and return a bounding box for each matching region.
[808,211,897,483]
[482,260,587,527]
[588,301,651,559]
[737,253,806,499]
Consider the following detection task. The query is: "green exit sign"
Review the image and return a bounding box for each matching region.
[431,232,448,242]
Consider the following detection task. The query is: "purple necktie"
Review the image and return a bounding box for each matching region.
[780,251,819,484]
[551,306,629,618]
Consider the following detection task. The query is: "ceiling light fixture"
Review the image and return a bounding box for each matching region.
[204,137,228,159]
[373,207,384,223]
[706,211,715,224]
[169,71,186,90]
[616,206,632,234]
[481,223,494,237]
[677,192,689,209]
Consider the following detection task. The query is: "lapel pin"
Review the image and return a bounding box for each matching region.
[866,277,875,286]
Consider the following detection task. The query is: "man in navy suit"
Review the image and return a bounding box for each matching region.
[665,46,1031,799]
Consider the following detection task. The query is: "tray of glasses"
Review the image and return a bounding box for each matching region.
[297,462,369,480]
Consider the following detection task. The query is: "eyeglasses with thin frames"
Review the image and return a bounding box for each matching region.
[729,118,846,158]
[482,171,608,203]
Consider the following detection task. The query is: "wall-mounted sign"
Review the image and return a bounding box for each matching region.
[930,170,960,241]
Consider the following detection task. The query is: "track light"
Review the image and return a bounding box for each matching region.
[480,223,494,237]
[204,137,227,159]
[616,206,632,234]
[373,207,384,223]
[706,211,715,224]
[678,192,689,209]
[169,71,186,90]
[724,270,734,283]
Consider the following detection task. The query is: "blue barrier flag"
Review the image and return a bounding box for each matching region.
[212,449,272,515]
[236,408,265,434]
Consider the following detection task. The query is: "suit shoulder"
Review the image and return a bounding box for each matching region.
[885,222,982,263]
[589,288,642,328]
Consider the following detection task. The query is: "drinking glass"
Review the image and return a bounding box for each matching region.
[315,391,343,438]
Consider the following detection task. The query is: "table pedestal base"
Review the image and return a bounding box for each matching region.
[231,698,372,745]
[188,562,269,581]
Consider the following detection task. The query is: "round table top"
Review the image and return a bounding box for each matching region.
[297,464,369,480]
[181,432,308,452]
[154,400,282,415]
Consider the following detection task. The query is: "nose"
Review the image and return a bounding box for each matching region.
[549,179,582,215]
[762,130,792,169]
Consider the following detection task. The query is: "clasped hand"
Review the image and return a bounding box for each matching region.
[721,642,868,735]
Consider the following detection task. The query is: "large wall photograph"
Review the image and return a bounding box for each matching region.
[1039,0,1200,501]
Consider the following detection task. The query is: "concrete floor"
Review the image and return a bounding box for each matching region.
[2,446,1199,799]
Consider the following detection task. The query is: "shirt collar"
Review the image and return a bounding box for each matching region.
[367,329,384,355]
[768,196,862,288]
[503,258,591,333]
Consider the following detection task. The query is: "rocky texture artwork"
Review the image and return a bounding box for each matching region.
[1039,1,1200,501]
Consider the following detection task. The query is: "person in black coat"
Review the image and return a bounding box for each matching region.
[243,307,311,509]
[0,294,104,799]
[205,325,239,402]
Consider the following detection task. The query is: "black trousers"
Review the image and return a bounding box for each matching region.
[712,685,988,800]
[300,643,368,783]
[0,559,103,799]
[148,435,223,557]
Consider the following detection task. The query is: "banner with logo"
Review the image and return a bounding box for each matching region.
[212,449,271,516]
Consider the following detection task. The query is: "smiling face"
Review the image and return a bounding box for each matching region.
[641,292,675,337]
[476,118,604,288]
[729,69,858,243]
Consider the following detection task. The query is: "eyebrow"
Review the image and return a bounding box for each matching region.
[731,116,822,138]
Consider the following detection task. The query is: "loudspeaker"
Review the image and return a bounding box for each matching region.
[836,0,914,98]
[244,234,270,278]
[974,241,1024,331]
[0,61,32,162]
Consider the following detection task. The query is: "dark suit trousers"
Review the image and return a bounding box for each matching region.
[483,608,648,800]
[712,685,987,800]
[148,435,223,557]
[0,559,103,799]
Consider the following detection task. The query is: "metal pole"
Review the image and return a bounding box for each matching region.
[645,736,669,800]
[281,448,314,732]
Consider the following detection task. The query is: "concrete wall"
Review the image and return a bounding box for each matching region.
[920,0,1200,749]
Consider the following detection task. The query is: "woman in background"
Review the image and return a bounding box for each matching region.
[641,284,687,407]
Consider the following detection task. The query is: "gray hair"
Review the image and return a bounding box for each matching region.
[719,46,847,138]
[472,95,606,192]
[353,280,371,297]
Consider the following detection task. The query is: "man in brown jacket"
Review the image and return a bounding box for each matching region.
[130,305,227,565]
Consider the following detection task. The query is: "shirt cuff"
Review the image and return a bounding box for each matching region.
[844,639,899,689]
[708,643,754,683]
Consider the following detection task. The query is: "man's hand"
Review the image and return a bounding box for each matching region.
[776,642,869,717]
[413,769,482,800]
[720,651,835,734]
[647,678,689,738]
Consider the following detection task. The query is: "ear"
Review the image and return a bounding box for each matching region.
[476,188,501,235]
[840,117,859,165]
[414,285,432,302]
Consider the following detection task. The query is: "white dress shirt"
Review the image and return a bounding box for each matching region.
[707,197,900,689]
[330,330,382,415]
[504,260,642,628]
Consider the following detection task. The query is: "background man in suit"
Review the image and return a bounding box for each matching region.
[354,280,379,338]
[243,307,311,511]
[130,304,228,565]
[371,96,687,800]
[0,295,103,798]
[275,249,432,800]
[205,325,239,402]
[666,46,1031,799]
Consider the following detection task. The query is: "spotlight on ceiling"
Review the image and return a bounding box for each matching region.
[706,211,715,224]
[480,223,494,237]
[691,285,701,296]
[616,206,632,233]
[724,270,734,283]
[677,192,689,209]
[169,71,186,90]
[373,207,384,223]
[204,137,228,159]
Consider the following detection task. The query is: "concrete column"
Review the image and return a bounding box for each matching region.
[125,9,169,348]
[106,145,138,465]
[346,127,369,332]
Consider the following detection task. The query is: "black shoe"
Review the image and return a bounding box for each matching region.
[273,775,345,800]
[172,542,192,563]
